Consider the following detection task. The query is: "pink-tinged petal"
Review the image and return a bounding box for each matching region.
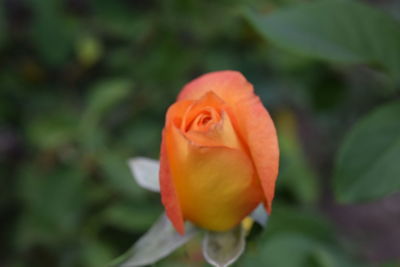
[178,71,254,105]
[159,133,185,235]
[234,95,279,213]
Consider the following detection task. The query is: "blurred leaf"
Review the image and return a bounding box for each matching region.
[110,213,198,267]
[131,37,193,89]
[80,79,133,151]
[276,110,318,204]
[334,101,400,203]
[119,120,161,157]
[99,152,144,199]
[81,237,115,267]
[246,0,400,78]
[263,204,335,243]
[91,0,154,40]
[76,35,103,67]
[102,202,161,232]
[27,111,77,149]
[31,0,77,66]
[380,262,400,267]
[82,79,132,125]
[105,47,133,72]
[203,226,245,267]
[242,233,359,267]
[17,165,87,247]
[128,157,160,192]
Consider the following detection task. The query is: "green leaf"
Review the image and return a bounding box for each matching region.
[203,226,246,267]
[334,101,400,203]
[245,0,400,77]
[110,213,198,267]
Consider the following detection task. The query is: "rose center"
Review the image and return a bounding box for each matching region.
[185,107,221,133]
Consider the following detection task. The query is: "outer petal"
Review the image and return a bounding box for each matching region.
[165,125,263,231]
[234,95,279,213]
[159,134,185,235]
[160,100,194,235]
[178,71,254,105]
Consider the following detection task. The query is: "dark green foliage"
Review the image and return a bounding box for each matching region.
[334,101,400,203]
[246,0,400,79]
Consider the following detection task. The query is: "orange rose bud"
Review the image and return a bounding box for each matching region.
[159,71,279,234]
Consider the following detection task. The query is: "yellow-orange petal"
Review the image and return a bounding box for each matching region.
[159,131,185,235]
[160,100,194,235]
[181,91,242,150]
[165,124,263,231]
[177,70,279,213]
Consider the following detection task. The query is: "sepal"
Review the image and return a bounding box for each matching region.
[110,213,198,267]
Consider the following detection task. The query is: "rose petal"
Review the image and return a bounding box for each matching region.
[181,92,241,150]
[178,71,254,106]
[160,100,194,235]
[177,71,279,213]
[180,91,226,132]
[164,125,263,231]
[160,132,185,235]
[234,95,279,213]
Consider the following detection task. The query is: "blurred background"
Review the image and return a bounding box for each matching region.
[1,0,399,266]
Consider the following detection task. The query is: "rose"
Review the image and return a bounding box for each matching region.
[160,70,279,234]
[113,71,280,267]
